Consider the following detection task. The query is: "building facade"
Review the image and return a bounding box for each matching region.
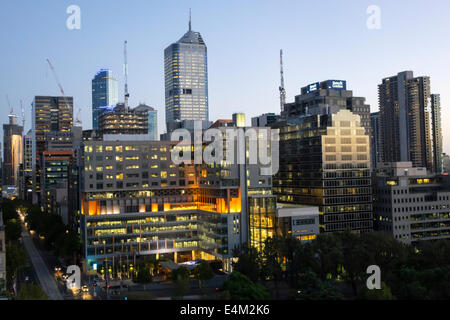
[373,162,450,244]
[80,126,276,274]
[251,113,279,128]
[92,69,119,131]
[273,109,373,233]
[378,71,433,171]
[370,112,383,171]
[164,21,208,133]
[2,114,23,188]
[32,96,73,204]
[430,94,443,173]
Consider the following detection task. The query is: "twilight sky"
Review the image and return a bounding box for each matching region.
[1,0,450,153]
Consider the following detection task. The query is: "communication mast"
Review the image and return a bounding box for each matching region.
[279,49,286,113]
[124,40,130,112]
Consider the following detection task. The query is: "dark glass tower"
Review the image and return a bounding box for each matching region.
[164,17,208,133]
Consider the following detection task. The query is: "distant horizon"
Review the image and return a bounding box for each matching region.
[1,0,449,154]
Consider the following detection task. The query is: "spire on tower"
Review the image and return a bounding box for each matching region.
[189,8,192,31]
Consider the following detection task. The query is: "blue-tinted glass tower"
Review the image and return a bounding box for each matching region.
[92,69,119,130]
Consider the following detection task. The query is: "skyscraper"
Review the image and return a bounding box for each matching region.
[431,94,443,173]
[370,112,383,170]
[378,71,433,171]
[2,114,23,188]
[32,96,73,204]
[164,16,208,133]
[92,69,119,130]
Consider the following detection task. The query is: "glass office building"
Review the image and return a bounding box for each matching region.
[92,69,119,130]
[164,22,208,133]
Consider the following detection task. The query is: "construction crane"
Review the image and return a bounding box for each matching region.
[46,59,73,120]
[20,99,25,128]
[75,107,82,126]
[6,94,13,115]
[124,40,130,113]
[279,49,286,113]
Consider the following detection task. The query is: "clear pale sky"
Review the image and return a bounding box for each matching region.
[1,0,450,153]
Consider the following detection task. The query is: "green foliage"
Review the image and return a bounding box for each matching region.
[221,272,270,300]
[193,260,214,282]
[1,199,20,222]
[133,263,153,285]
[6,244,27,286]
[5,219,22,243]
[358,282,396,300]
[16,284,48,300]
[232,244,262,282]
[296,270,344,300]
[171,266,191,299]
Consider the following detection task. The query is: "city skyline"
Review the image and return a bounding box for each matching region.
[1,1,449,154]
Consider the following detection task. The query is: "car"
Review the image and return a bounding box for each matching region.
[81,285,89,293]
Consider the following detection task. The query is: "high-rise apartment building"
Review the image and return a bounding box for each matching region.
[92,69,119,131]
[164,19,208,133]
[370,112,383,170]
[2,114,23,188]
[431,94,443,173]
[378,71,433,171]
[373,162,450,244]
[273,109,373,233]
[32,96,73,204]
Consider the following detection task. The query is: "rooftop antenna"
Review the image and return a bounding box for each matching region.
[279,49,286,113]
[189,8,192,31]
[124,40,130,112]
[6,94,13,115]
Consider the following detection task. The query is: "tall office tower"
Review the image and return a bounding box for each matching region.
[251,113,279,127]
[378,71,433,171]
[164,17,208,133]
[373,162,450,245]
[3,114,23,188]
[370,112,383,170]
[19,130,33,202]
[32,96,73,204]
[431,94,443,173]
[232,113,246,128]
[92,69,119,130]
[282,80,371,135]
[135,104,158,140]
[273,109,373,233]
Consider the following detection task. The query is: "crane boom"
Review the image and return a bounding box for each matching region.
[279,49,286,113]
[46,59,73,120]
[124,40,130,112]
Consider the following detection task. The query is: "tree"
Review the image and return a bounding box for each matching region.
[359,282,396,300]
[221,272,270,300]
[261,236,285,298]
[6,244,27,287]
[171,266,191,299]
[312,233,344,280]
[193,261,214,291]
[16,284,48,300]
[296,270,343,300]
[133,263,153,290]
[232,244,262,282]
[5,219,22,243]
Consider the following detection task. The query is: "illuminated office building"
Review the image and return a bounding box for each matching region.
[2,114,23,188]
[80,126,276,273]
[92,69,119,131]
[32,96,73,204]
[373,162,450,244]
[273,109,373,233]
[164,19,208,133]
[98,103,157,140]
